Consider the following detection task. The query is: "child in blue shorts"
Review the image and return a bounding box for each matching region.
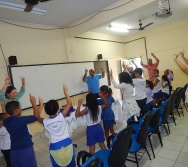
[37,84,76,167]
[3,94,41,167]
[98,85,116,141]
[75,93,107,154]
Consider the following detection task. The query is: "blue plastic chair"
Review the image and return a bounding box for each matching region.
[147,107,162,158]
[127,111,152,167]
[77,126,133,167]
[159,98,171,135]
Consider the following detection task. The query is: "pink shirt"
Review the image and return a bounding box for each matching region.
[143,62,158,81]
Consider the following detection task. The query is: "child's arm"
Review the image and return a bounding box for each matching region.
[0,76,10,92]
[0,101,5,113]
[162,81,168,89]
[62,84,72,116]
[20,77,25,89]
[153,78,159,87]
[99,92,108,109]
[30,94,43,123]
[75,98,87,117]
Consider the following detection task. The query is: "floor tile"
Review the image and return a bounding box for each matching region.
[177,152,188,165]
[148,157,175,167]
[156,147,180,161]
[163,140,184,151]
[167,134,187,143]
[174,162,188,167]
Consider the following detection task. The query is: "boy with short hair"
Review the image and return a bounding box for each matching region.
[37,84,76,167]
[3,95,42,167]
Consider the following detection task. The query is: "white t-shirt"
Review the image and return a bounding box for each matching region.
[132,78,147,100]
[86,106,102,126]
[162,81,169,95]
[111,79,135,101]
[145,88,153,104]
[153,77,161,93]
[43,112,70,143]
[0,126,11,150]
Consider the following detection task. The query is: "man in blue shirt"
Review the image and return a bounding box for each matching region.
[83,68,105,98]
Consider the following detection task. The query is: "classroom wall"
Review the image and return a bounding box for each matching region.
[124,19,188,88]
[0,22,125,136]
[1,18,188,136]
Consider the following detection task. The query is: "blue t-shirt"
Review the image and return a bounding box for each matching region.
[3,116,37,150]
[98,96,115,120]
[86,74,102,94]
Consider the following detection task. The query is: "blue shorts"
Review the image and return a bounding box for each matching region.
[162,92,169,99]
[86,124,105,146]
[103,119,116,129]
[153,90,162,99]
[10,146,37,167]
[146,101,153,111]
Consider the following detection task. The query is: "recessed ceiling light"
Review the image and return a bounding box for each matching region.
[108,23,131,32]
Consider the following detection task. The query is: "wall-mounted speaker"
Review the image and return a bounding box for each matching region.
[8,56,17,65]
[97,54,103,60]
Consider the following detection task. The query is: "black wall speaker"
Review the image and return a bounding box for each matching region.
[8,56,17,65]
[97,54,103,60]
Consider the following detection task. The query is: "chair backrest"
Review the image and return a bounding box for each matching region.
[108,126,132,167]
[182,84,188,102]
[149,107,161,130]
[175,88,184,106]
[170,91,176,111]
[84,157,103,167]
[162,98,171,122]
[136,111,152,145]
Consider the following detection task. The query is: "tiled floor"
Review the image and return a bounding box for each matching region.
[1,106,188,167]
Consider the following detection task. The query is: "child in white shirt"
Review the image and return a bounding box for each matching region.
[0,112,11,167]
[37,84,76,167]
[145,80,154,111]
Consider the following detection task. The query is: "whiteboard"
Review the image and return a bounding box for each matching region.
[9,62,109,109]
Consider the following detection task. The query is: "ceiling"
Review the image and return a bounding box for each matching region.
[0,0,188,36]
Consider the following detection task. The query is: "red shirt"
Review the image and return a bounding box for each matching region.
[143,62,158,81]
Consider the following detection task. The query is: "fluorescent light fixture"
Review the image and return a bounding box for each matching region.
[0,0,47,15]
[108,23,130,32]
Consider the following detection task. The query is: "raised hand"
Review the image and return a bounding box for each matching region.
[29,94,36,104]
[5,75,11,85]
[85,68,88,74]
[63,83,68,93]
[179,50,184,57]
[20,77,25,84]
[101,67,104,72]
[151,52,155,57]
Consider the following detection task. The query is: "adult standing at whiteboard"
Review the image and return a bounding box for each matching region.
[140,53,160,81]
[83,68,105,98]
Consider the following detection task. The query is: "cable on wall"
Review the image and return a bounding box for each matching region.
[0,43,10,75]
[0,0,133,30]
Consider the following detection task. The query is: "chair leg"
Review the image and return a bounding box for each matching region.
[148,135,155,158]
[135,152,139,167]
[176,108,181,117]
[157,131,163,147]
[171,114,176,126]
[180,105,184,116]
[167,122,170,134]
[184,103,188,111]
[145,145,151,160]
[163,124,169,135]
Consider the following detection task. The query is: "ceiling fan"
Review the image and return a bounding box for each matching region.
[24,0,51,12]
[128,20,153,31]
